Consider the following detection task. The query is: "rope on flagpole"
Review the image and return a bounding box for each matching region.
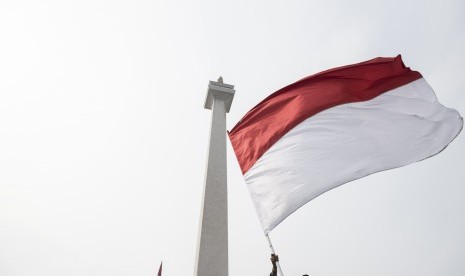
[265,234,284,276]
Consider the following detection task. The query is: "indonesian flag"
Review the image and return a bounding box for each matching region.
[229,56,462,234]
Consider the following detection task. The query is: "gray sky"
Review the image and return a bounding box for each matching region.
[1,0,464,275]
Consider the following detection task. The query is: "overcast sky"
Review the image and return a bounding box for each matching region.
[1,0,464,275]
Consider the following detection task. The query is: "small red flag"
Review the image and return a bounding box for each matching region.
[157,262,162,276]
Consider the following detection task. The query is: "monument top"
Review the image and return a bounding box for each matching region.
[204,77,235,113]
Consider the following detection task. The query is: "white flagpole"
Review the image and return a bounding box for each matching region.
[265,234,284,276]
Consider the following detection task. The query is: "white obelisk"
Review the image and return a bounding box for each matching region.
[194,77,235,276]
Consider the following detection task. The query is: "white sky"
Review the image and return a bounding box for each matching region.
[1,0,464,275]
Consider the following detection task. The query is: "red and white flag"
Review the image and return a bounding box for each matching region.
[229,56,462,234]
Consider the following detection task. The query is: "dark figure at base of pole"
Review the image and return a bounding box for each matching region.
[269,254,279,276]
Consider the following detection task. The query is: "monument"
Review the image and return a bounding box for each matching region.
[194,77,235,276]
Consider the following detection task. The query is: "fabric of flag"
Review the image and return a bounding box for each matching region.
[229,55,463,234]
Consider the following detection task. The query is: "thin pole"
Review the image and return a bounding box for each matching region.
[265,234,284,276]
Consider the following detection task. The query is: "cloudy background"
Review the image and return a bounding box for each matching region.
[1,0,464,275]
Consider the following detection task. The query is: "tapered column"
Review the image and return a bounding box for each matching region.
[194,78,235,276]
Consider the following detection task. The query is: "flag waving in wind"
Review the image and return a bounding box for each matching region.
[229,55,462,234]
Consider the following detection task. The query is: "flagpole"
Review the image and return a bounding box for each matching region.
[265,234,284,276]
